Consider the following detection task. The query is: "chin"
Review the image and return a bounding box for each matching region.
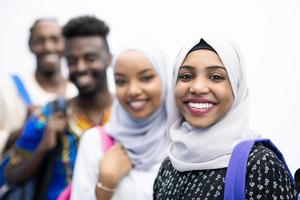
[186,118,215,129]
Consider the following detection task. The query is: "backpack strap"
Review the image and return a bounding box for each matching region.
[224,138,294,200]
[11,75,32,106]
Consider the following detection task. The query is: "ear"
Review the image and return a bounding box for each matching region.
[29,40,34,53]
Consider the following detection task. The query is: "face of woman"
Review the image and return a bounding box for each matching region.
[114,50,163,119]
[175,49,234,128]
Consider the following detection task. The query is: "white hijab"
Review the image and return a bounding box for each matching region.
[167,36,260,172]
[105,40,168,170]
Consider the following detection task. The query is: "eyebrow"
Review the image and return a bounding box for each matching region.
[114,68,154,77]
[114,72,125,77]
[138,68,153,75]
[179,65,226,70]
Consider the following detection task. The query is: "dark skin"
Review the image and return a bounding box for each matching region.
[3,19,66,152]
[30,19,66,95]
[5,36,113,186]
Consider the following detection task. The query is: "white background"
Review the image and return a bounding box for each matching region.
[0,0,299,173]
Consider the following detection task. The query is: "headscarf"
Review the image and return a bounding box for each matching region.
[105,40,168,170]
[167,35,260,172]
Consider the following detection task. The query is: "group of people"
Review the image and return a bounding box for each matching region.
[0,15,299,200]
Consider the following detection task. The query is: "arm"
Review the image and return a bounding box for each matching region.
[95,144,132,200]
[5,112,67,185]
[3,106,39,152]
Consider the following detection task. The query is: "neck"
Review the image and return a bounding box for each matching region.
[35,68,66,94]
[75,89,112,113]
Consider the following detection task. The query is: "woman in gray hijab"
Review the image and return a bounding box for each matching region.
[71,40,169,200]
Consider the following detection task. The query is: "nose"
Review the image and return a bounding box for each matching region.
[44,39,55,53]
[127,81,142,98]
[189,77,210,95]
[73,59,88,72]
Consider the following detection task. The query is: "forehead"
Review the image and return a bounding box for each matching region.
[182,49,223,69]
[65,36,107,55]
[32,20,61,37]
[115,50,155,74]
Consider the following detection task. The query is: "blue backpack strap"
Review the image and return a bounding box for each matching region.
[224,138,294,200]
[11,75,32,106]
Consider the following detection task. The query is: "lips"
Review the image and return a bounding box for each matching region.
[184,98,215,116]
[127,99,149,111]
[41,53,60,63]
[75,74,94,86]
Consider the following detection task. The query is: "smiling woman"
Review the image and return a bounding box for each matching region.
[153,36,297,200]
[114,50,163,119]
[70,40,169,200]
[175,49,234,129]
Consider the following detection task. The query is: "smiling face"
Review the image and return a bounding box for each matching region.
[65,36,111,95]
[175,49,234,128]
[30,20,64,74]
[114,50,163,119]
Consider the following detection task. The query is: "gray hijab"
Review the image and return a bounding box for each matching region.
[105,40,169,170]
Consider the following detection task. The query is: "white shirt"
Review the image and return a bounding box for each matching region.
[0,73,77,157]
[71,127,161,200]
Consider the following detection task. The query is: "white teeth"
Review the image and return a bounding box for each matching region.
[43,54,59,62]
[188,102,213,109]
[129,100,147,110]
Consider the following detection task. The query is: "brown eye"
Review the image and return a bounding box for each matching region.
[178,73,193,81]
[209,74,224,81]
[140,75,154,82]
[115,79,127,86]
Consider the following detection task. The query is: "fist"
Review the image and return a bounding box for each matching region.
[39,112,67,151]
[98,144,132,188]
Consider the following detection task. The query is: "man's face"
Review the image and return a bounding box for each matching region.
[30,20,64,74]
[65,36,111,95]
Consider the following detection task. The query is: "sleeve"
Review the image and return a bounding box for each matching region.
[71,128,104,200]
[246,144,297,200]
[15,114,46,153]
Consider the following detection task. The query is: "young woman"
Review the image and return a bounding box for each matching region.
[153,36,297,199]
[71,41,169,200]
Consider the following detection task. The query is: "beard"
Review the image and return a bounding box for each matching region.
[69,68,108,97]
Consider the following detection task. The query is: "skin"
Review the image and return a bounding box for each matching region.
[95,50,163,200]
[175,49,234,128]
[5,36,113,188]
[114,50,163,119]
[30,19,67,94]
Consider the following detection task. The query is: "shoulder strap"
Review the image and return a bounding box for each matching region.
[11,75,32,106]
[224,138,294,200]
[97,126,114,153]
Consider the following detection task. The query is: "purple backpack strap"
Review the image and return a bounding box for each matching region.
[224,138,294,200]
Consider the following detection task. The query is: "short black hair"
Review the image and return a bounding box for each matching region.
[62,16,110,51]
[28,18,58,47]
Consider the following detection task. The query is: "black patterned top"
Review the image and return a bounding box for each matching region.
[153,143,297,200]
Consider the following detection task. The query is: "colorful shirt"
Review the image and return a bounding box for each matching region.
[0,73,77,158]
[14,101,110,200]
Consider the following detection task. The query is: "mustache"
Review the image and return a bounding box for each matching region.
[69,69,104,80]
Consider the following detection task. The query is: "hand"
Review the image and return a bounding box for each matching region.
[98,144,132,189]
[26,106,39,120]
[38,112,67,152]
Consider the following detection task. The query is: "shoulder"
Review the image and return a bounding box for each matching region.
[247,143,287,171]
[65,81,78,99]
[79,127,103,153]
[246,143,297,198]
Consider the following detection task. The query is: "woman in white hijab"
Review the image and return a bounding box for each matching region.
[153,36,297,199]
[70,40,168,200]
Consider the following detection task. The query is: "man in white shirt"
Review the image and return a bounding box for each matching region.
[0,18,77,158]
